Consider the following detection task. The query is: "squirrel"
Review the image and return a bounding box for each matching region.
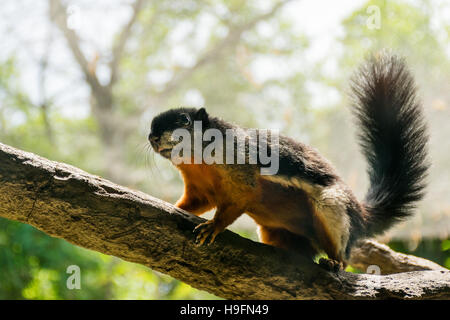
[148,52,429,271]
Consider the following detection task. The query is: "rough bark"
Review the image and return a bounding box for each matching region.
[0,142,449,300]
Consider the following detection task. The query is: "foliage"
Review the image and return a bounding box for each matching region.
[0,217,217,299]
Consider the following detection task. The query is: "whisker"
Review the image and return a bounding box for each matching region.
[146,144,157,178]
[151,148,162,175]
[131,141,158,184]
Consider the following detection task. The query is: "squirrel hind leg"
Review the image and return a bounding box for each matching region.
[318,257,346,272]
[257,225,318,260]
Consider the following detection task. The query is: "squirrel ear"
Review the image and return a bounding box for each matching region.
[195,108,208,121]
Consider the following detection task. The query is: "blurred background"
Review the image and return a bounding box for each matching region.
[0,0,449,299]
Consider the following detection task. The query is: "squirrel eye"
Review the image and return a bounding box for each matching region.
[180,113,191,126]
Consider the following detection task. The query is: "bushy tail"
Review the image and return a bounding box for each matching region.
[351,52,429,236]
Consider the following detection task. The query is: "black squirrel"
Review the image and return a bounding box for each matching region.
[148,52,429,270]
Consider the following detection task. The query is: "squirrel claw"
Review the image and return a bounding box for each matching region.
[318,258,343,272]
[194,221,220,246]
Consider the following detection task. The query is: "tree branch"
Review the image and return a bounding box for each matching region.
[349,239,447,274]
[157,0,293,99]
[48,0,105,97]
[109,0,145,86]
[0,142,448,299]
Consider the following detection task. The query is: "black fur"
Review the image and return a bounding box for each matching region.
[150,107,206,138]
[276,136,339,186]
[351,52,429,236]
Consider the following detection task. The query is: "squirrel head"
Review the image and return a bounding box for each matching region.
[149,107,209,159]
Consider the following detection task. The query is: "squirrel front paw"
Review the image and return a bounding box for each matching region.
[193,220,222,246]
